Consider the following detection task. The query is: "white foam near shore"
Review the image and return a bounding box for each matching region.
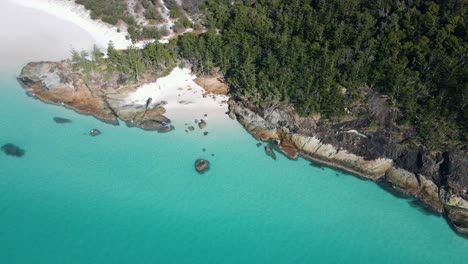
[10,0,132,50]
[126,67,230,123]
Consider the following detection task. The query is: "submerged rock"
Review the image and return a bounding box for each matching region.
[198,119,207,129]
[89,129,101,136]
[53,117,72,123]
[265,145,277,160]
[188,126,195,131]
[203,132,209,136]
[1,143,25,157]
[158,123,174,133]
[256,142,262,147]
[195,159,210,174]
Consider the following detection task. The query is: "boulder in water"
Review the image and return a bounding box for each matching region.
[53,117,72,123]
[188,126,195,131]
[158,123,174,133]
[89,129,101,136]
[195,159,210,174]
[198,119,207,129]
[1,143,25,157]
[265,145,277,160]
[203,132,209,136]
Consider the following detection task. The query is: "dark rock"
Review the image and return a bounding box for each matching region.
[256,142,262,147]
[53,117,72,123]
[211,153,215,156]
[265,145,276,160]
[195,159,210,174]
[229,93,468,234]
[203,132,209,136]
[198,119,207,129]
[1,143,25,157]
[145,97,152,108]
[188,126,195,131]
[89,129,101,136]
[202,148,206,152]
[396,151,424,174]
[158,123,174,133]
[204,114,208,117]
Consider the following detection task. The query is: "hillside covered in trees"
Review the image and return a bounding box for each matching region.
[74,0,466,148]
[176,0,466,147]
[75,0,204,40]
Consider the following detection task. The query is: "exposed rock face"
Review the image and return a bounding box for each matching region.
[18,60,174,132]
[1,143,25,157]
[229,98,468,234]
[440,190,468,234]
[195,76,229,95]
[195,159,210,174]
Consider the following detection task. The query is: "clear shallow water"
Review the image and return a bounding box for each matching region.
[1,72,467,263]
[0,2,467,262]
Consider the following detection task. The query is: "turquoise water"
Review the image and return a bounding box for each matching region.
[0,70,467,263]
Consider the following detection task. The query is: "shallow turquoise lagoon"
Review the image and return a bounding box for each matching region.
[0,72,467,263]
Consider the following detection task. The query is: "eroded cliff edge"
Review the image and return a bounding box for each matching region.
[17,60,173,132]
[228,96,468,235]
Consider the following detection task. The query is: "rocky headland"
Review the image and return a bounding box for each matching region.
[16,59,467,235]
[228,94,468,235]
[17,60,173,132]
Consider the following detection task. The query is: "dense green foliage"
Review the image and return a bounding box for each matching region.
[75,0,166,40]
[72,40,177,84]
[177,0,467,143]
[75,0,203,40]
[75,0,131,25]
[106,40,177,81]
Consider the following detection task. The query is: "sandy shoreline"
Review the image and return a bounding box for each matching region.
[125,67,231,124]
[11,0,132,50]
[6,0,231,126]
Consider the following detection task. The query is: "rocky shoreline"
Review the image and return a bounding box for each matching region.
[16,59,467,235]
[17,60,174,132]
[228,98,468,235]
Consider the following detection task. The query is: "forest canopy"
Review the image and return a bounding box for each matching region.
[177,0,467,143]
[74,0,466,145]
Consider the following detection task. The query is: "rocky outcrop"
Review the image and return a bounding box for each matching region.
[440,190,468,234]
[264,145,277,160]
[229,99,468,234]
[195,76,229,95]
[89,129,101,136]
[195,159,210,174]
[18,60,174,132]
[198,119,207,129]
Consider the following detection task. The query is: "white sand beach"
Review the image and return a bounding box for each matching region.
[10,0,132,50]
[0,0,94,71]
[125,67,231,123]
[0,0,231,125]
